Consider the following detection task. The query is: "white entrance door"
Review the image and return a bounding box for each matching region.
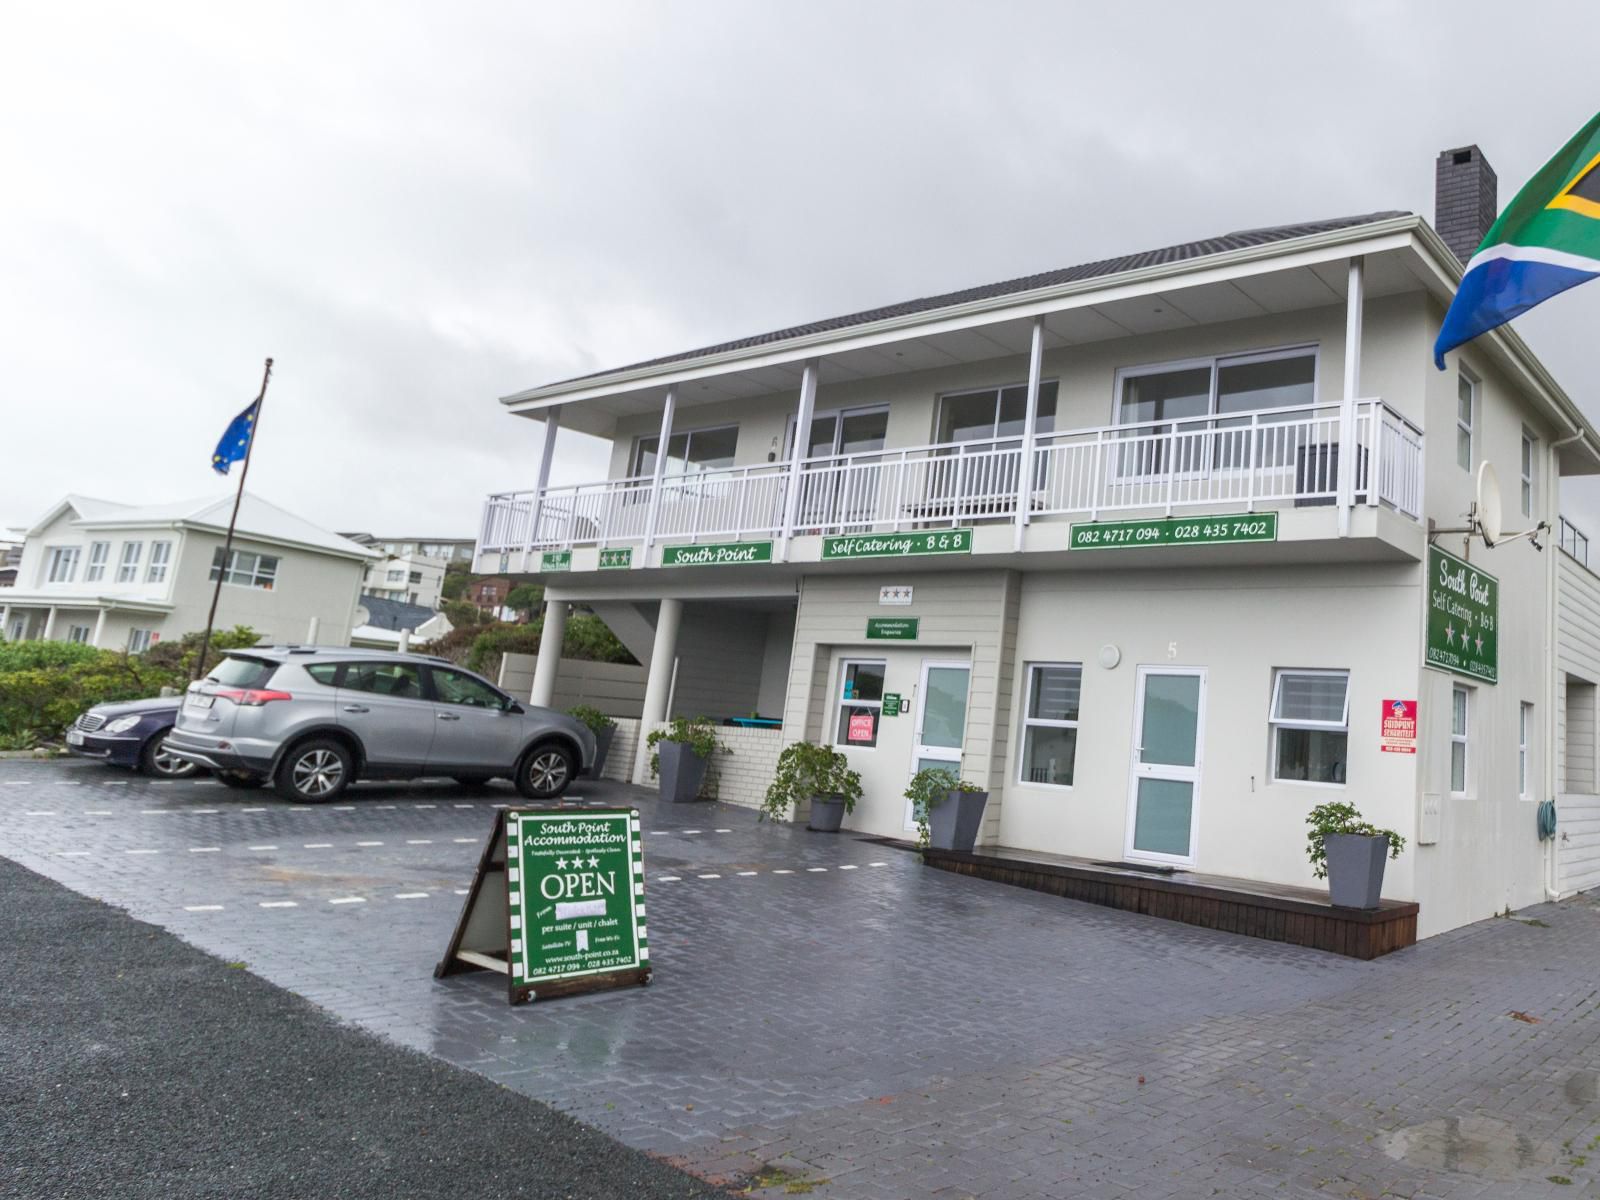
[907,659,971,830]
[1126,666,1206,865]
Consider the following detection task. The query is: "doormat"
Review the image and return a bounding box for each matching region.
[1091,860,1180,876]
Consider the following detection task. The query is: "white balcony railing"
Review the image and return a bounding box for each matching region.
[479,399,1423,556]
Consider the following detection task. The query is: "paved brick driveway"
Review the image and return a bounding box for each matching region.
[3,757,1599,1198]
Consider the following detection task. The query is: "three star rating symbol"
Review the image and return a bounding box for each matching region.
[1442,623,1486,655]
[552,856,602,870]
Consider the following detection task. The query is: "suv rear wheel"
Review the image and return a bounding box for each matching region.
[514,743,575,800]
[275,738,353,803]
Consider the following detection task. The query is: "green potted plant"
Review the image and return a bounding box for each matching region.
[905,766,989,851]
[646,716,722,803]
[1305,800,1406,909]
[567,705,617,776]
[762,741,863,832]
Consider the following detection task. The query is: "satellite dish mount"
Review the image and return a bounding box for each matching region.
[1427,459,1547,556]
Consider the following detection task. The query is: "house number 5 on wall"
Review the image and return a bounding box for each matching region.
[1167,641,1178,659]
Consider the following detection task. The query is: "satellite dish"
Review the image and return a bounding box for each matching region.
[1476,461,1503,546]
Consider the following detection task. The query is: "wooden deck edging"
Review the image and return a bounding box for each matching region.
[923,847,1418,960]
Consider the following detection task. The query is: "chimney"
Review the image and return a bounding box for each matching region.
[1435,145,1498,265]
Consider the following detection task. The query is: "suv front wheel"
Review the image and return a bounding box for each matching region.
[514,742,575,800]
[275,738,353,803]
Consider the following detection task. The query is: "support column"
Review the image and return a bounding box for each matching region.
[1337,256,1364,538]
[42,607,57,641]
[92,609,108,648]
[306,615,321,644]
[633,597,682,783]
[522,405,562,570]
[639,389,677,564]
[777,359,820,560]
[1014,317,1045,552]
[0,605,11,640]
[531,599,568,707]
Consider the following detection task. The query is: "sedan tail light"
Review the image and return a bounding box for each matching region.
[214,688,294,706]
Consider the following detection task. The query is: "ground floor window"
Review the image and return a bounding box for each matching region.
[66,624,91,644]
[1018,662,1081,787]
[1520,702,1533,798]
[128,628,154,654]
[1269,668,1349,784]
[1451,685,1470,795]
[835,659,885,748]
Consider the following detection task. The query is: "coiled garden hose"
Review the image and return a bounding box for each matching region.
[1537,798,1558,841]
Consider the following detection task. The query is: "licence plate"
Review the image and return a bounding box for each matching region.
[66,730,84,746]
[186,694,215,709]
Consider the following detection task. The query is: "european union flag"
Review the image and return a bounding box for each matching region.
[212,400,259,475]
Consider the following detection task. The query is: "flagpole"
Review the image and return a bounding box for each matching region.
[193,357,274,681]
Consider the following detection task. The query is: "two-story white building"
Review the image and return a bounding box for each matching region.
[478,146,1600,941]
[361,551,447,610]
[1,492,377,650]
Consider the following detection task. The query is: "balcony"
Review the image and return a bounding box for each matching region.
[479,399,1423,564]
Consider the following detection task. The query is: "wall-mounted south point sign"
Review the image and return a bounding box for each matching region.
[661,540,773,567]
[1425,546,1498,684]
[436,807,649,1005]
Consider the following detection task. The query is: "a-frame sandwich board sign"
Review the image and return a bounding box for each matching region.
[435,806,650,1005]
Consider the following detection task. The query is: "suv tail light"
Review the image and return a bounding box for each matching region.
[215,688,294,706]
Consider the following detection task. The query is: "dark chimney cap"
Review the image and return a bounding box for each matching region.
[1435,145,1498,266]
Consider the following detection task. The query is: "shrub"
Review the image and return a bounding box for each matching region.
[903,767,984,849]
[645,716,722,774]
[567,705,616,735]
[1304,801,1405,880]
[761,742,862,821]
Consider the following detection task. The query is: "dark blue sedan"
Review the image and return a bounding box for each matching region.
[65,697,200,778]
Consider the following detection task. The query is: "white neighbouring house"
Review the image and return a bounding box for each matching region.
[478,145,1600,941]
[1,493,378,651]
[360,551,447,609]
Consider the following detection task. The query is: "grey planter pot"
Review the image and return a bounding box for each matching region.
[591,725,615,777]
[656,740,708,803]
[807,794,847,832]
[927,790,989,852]
[1323,833,1390,909]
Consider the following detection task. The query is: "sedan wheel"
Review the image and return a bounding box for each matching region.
[275,739,352,803]
[514,743,574,800]
[141,733,199,778]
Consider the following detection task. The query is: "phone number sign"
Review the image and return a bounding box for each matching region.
[1069,513,1277,550]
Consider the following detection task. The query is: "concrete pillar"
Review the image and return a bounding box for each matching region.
[531,600,568,708]
[633,597,682,783]
[91,609,108,648]
[306,615,321,644]
[0,605,11,640]
[398,628,410,653]
[41,607,57,641]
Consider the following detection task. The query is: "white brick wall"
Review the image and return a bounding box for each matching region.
[600,718,641,784]
[633,722,783,809]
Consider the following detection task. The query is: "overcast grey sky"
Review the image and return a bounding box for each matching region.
[4,1,1600,537]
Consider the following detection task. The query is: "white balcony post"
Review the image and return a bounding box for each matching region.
[778,359,820,560]
[1014,316,1045,552]
[531,600,567,707]
[0,605,10,640]
[1337,257,1364,537]
[42,606,57,641]
[633,597,683,782]
[640,388,677,563]
[523,405,563,567]
[90,609,108,648]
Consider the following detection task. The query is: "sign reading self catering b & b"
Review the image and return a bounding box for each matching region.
[1425,546,1498,684]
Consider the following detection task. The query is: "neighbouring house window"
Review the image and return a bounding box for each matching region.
[408,570,422,584]
[629,425,739,478]
[835,660,886,749]
[1520,702,1533,798]
[1018,662,1081,787]
[117,542,143,583]
[387,568,405,582]
[128,628,154,653]
[210,548,279,590]
[85,541,110,583]
[1270,669,1350,785]
[1457,371,1476,471]
[1521,430,1537,518]
[46,546,80,583]
[1451,685,1470,794]
[66,624,91,644]
[146,541,172,583]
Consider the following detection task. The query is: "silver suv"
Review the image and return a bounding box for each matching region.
[164,646,596,803]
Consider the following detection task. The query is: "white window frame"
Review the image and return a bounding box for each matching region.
[1268,668,1350,787]
[834,658,887,751]
[84,541,110,583]
[1456,369,1477,472]
[46,545,80,583]
[146,540,173,584]
[783,403,892,460]
[210,548,280,591]
[116,541,143,583]
[1521,429,1537,519]
[627,423,740,479]
[66,624,91,645]
[1017,661,1082,789]
[1451,684,1471,796]
[932,380,1061,446]
[128,628,154,654]
[1519,701,1533,800]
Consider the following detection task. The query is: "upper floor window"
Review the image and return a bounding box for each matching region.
[84,541,110,583]
[146,541,172,584]
[211,548,279,590]
[117,542,143,583]
[1457,370,1477,471]
[46,546,80,583]
[1521,430,1537,518]
[629,425,738,478]
[1270,668,1349,785]
[386,567,405,582]
[787,405,890,460]
[937,382,1059,446]
[408,570,423,584]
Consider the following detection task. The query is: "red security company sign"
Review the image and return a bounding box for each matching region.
[1380,699,1417,754]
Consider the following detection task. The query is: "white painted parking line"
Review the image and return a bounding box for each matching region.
[24,810,55,816]
[806,867,828,873]
[125,849,159,855]
[772,869,794,875]
[4,781,27,786]
[192,809,219,814]
[375,805,397,809]
[194,781,220,787]
[656,875,682,882]
[105,781,128,786]
[184,905,224,912]
[452,837,476,843]
[240,807,267,813]
[356,841,383,847]
[189,847,221,853]
[682,829,702,834]
[140,810,171,815]
[736,870,759,877]
[491,803,509,809]
[715,828,732,833]
[412,804,436,809]
[258,901,297,908]
[453,888,469,895]
[84,810,113,815]
[332,805,355,811]
[248,845,278,851]
[61,781,81,786]
[869,861,888,867]
[394,892,429,900]
[406,839,432,845]
[838,864,858,870]
[304,843,333,849]
[57,850,92,857]
[453,803,474,809]
[328,896,366,905]
[698,873,722,880]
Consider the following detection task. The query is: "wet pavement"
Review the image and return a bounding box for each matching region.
[3,757,1600,1198]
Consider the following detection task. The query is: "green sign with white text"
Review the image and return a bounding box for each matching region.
[1426,546,1498,684]
[866,617,919,641]
[661,541,773,567]
[598,548,633,570]
[507,808,647,991]
[1069,512,1277,550]
[882,692,903,716]
[540,550,572,572]
[822,529,973,559]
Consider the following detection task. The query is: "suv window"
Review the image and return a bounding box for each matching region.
[343,662,424,699]
[431,667,504,709]
[304,663,342,686]
[206,656,276,688]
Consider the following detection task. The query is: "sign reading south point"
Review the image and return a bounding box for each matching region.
[1069,513,1277,550]
[866,617,919,641]
[661,540,773,567]
[823,529,973,559]
[1426,546,1498,683]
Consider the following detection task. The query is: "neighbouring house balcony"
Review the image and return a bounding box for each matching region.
[478,398,1423,568]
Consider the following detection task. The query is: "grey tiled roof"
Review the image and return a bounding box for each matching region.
[357,593,438,632]
[548,211,1410,388]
